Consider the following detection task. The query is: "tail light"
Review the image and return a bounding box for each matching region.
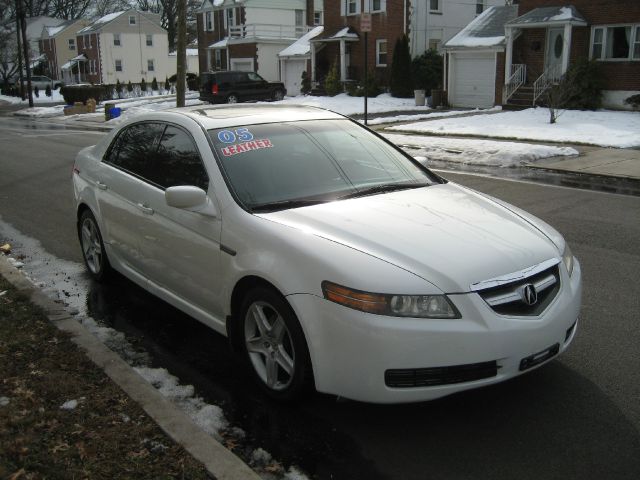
[211,83,219,95]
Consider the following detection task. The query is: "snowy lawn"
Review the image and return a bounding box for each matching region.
[386,107,640,148]
[0,88,65,104]
[383,133,578,167]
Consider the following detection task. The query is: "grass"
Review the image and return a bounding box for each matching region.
[0,277,211,479]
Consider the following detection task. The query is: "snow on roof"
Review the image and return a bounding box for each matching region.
[506,6,586,26]
[209,38,228,48]
[331,27,358,39]
[446,5,517,49]
[46,25,66,36]
[78,11,125,33]
[279,26,324,57]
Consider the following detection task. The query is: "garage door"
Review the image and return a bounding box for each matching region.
[449,52,495,108]
[283,59,306,96]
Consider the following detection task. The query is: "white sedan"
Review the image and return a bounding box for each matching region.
[72,105,581,403]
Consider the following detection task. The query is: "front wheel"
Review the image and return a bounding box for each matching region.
[272,89,284,101]
[240,287,312,401]
[78,209,111,282]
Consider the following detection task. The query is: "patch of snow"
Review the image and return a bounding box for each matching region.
[448,35,504,47]
[365,108,500,125]
[169,49,199,56]
[285,466,311,480]
[79,11,124,32]
[386,108,640,148]
[7,257,24,268]
[279,26,324,57]
[0,88,65,105]
[446,6,505,47]
[331,27,357,39]
[251,448,272,464]
[60,399,78,410]
[0,397,9,407]
[272,93,431,116]
[383,134,579,167]
[549,6,574,21]
[46,25,66,37]
[134,366,229,439]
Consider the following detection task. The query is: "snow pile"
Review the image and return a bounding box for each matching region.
[279,26,324,57]
[60,399,78,410]
[134,366,228,439]
[387,107,640,148]
[364,107,500,125]
[384,133,579,167]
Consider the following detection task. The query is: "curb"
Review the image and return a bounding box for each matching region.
[0,254,261,480]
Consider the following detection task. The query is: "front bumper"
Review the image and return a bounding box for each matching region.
[287,260,582,404]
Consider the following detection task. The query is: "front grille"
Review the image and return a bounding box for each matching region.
[477,265,560,316]
[385,361,498,388]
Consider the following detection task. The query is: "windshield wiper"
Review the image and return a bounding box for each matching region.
[337,182,430,200]
[250,199,326,213]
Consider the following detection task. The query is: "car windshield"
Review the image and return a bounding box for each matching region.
[209,119,439,212]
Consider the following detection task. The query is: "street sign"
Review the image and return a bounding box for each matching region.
[361,13,371,32]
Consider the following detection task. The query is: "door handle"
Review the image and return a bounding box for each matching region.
[96,181,108,190]
[137,203,154,215]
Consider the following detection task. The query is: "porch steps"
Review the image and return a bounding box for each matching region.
[504,86,534,110]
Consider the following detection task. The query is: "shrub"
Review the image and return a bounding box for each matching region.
[151,77,158,91]
[347,71,381,97]
[115,79,122,98]
[323,61,342,96]
[411,49,443,94]
[34,86,39,98]
[625,94,640,109]
[558,58,604,110]
[164,77,170,92]
[127,80,133,93]
[390,35,413,98]
[60,85,107,104]
[140,78,147,92]
[301,70,311,95]
[45,84,51,97]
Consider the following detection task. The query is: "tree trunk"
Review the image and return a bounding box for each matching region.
[14,0,24,100]
[17,0,33,107]
[176,0,186,107]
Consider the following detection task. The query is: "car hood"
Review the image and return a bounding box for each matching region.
[259,183,560,293]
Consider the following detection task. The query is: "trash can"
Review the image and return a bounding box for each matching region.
[104,102,115,120]
[109,107,121,119]
[431,89,443,108]
[414,89,426,106]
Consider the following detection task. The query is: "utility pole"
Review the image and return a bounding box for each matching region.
[176,0,186,107]
[16,0,33,107]
[14,0,24,100]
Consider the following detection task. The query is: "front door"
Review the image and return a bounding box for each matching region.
[545,27,565,73]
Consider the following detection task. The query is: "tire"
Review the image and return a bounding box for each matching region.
[226,93,239,104]
[272,89,284,101]
[53,83,61,89]
[78,209,111,282]
[240,287,312,401]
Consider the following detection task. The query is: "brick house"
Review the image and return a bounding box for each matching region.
[62,9,170,85]
[311,1,504,88]
[39,19,90,81]
[196,0,321,82]
[446,0,640,109]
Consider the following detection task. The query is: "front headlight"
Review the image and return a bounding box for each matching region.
[322,281,460,319]
[562,243,574,277]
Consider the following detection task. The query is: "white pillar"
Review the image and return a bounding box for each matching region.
[504,27,513,84]
[340,40,346,82]
[562,23,572,74]
[310,42,316,83]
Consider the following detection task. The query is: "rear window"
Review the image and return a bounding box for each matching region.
[208,119,437,211]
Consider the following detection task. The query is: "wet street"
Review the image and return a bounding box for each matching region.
[1,116,640,479]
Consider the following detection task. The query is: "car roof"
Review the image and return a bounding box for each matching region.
[164,104,346,130]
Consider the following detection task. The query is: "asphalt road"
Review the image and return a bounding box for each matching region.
[1,116,639,479]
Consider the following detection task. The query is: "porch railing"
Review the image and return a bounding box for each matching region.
[503,64,526,103]
[533,63,562,105]
[229,24,309,40]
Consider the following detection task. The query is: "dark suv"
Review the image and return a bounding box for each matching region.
[199,71,286,104]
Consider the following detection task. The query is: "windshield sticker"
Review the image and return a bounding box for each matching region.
[217,128,254,144]
[221,138,273,157]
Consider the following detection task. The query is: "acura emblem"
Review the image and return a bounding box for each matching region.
[522,284,538,306]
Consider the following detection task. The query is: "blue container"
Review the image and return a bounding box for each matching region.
[109,107,121,119]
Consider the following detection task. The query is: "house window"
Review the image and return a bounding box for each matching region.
[295,9,304,35]
[129,15,136,25]
[346,0,358,16]
[146,34,153,46]
[115,59,122,72]
[314,11,323,25]
[205,11,213,31]
[429,39,441,51]
[591,25,639,61]
[371,0,384,13]
[476,1,485,15]
[84,35,91,49]
[114,33,121,46]
[68,38,75,50]
[376,39,387,66]
[147,59,155,72]
[430,0,441,13]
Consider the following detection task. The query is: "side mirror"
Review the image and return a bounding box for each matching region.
[165,186,217,217]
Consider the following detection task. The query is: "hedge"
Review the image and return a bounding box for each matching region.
[60,85,110,104]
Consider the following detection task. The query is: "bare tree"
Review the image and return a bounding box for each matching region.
[51,0,91,19]
[0,25,19,88]
[93,0,131,17]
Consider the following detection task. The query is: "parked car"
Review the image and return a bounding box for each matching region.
[199,71,286,104]
[16,75,62,90]
[72,104,581,403]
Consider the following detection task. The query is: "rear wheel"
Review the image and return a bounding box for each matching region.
[240,287,312,401]
[226,93,239,104]
[78,210,111,282]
